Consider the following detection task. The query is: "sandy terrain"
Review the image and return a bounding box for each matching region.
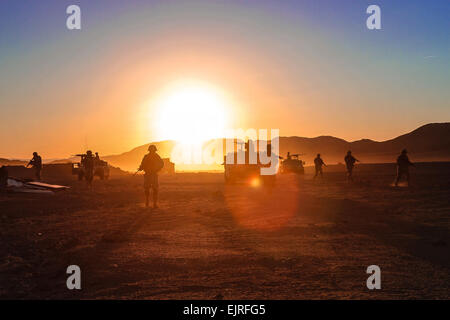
[1,162,449,299]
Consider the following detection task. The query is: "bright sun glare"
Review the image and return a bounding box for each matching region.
[155,83,228,145]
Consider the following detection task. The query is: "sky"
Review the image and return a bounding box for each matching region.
[0,0,449,159]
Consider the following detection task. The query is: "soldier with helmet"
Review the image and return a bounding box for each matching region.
[313,153,326,179]
[344,150,359,182]
[395,149,414,186]
[83,150,95,187]
[27,152,43,180]
[138,145,164,208]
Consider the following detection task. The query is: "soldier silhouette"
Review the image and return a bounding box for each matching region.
[313,153,326,179]
[83,150,95,188]
[138,145,164,208]
[395,149,414,186]
[344,151,359,182]
[27,152,42,180]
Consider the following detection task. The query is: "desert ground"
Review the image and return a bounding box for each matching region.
[1,163,449,299]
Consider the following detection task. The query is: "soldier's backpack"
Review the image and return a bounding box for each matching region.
[142,154,164,173]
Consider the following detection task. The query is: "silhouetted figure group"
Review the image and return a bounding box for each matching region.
[78,150,105,188]
[18,150,103,189]
[314,152,355,181]
[17,146,414,210]
[312,149,414,186]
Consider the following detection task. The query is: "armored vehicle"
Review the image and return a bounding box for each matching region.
[72,153,110,180]
[223,140,277,186]
[279,152,305,174]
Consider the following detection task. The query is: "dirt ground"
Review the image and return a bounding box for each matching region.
[1,163,449,299]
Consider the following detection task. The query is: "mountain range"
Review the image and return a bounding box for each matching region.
[101,123,450,171]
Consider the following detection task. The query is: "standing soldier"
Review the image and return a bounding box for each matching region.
[83,150,95,188]
[313,153,326,179]
[344,150,359,182]
[138,145,164,208]
[395,149,414,186]
[27,152,42,180]
[94,152,101,167]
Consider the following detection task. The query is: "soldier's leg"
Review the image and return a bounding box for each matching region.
[314,167,319,179]
[152,174,159,208]
[152,187,158,209]
[144,174,150,207]
[395,168,401,186]
[86,173,92,187]
[144,188,150,207]
[406,170,410,186]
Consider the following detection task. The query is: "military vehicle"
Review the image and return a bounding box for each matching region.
[161,158,175,174]
[223,140,277,185]
[279,152,305,174]
[71,153,110,180]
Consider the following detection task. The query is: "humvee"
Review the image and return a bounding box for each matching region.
[223,140,277,186]
[72,154,110,180]
[279,152,305,174]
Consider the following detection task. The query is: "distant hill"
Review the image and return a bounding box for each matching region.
[281,122,450,164]
[0,158,27,166]
[4,123,447,172]
[102,123,450,171]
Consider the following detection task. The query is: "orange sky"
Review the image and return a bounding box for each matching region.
[1,1,449,159]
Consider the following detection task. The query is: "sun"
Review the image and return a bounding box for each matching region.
[155,82,229,145]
